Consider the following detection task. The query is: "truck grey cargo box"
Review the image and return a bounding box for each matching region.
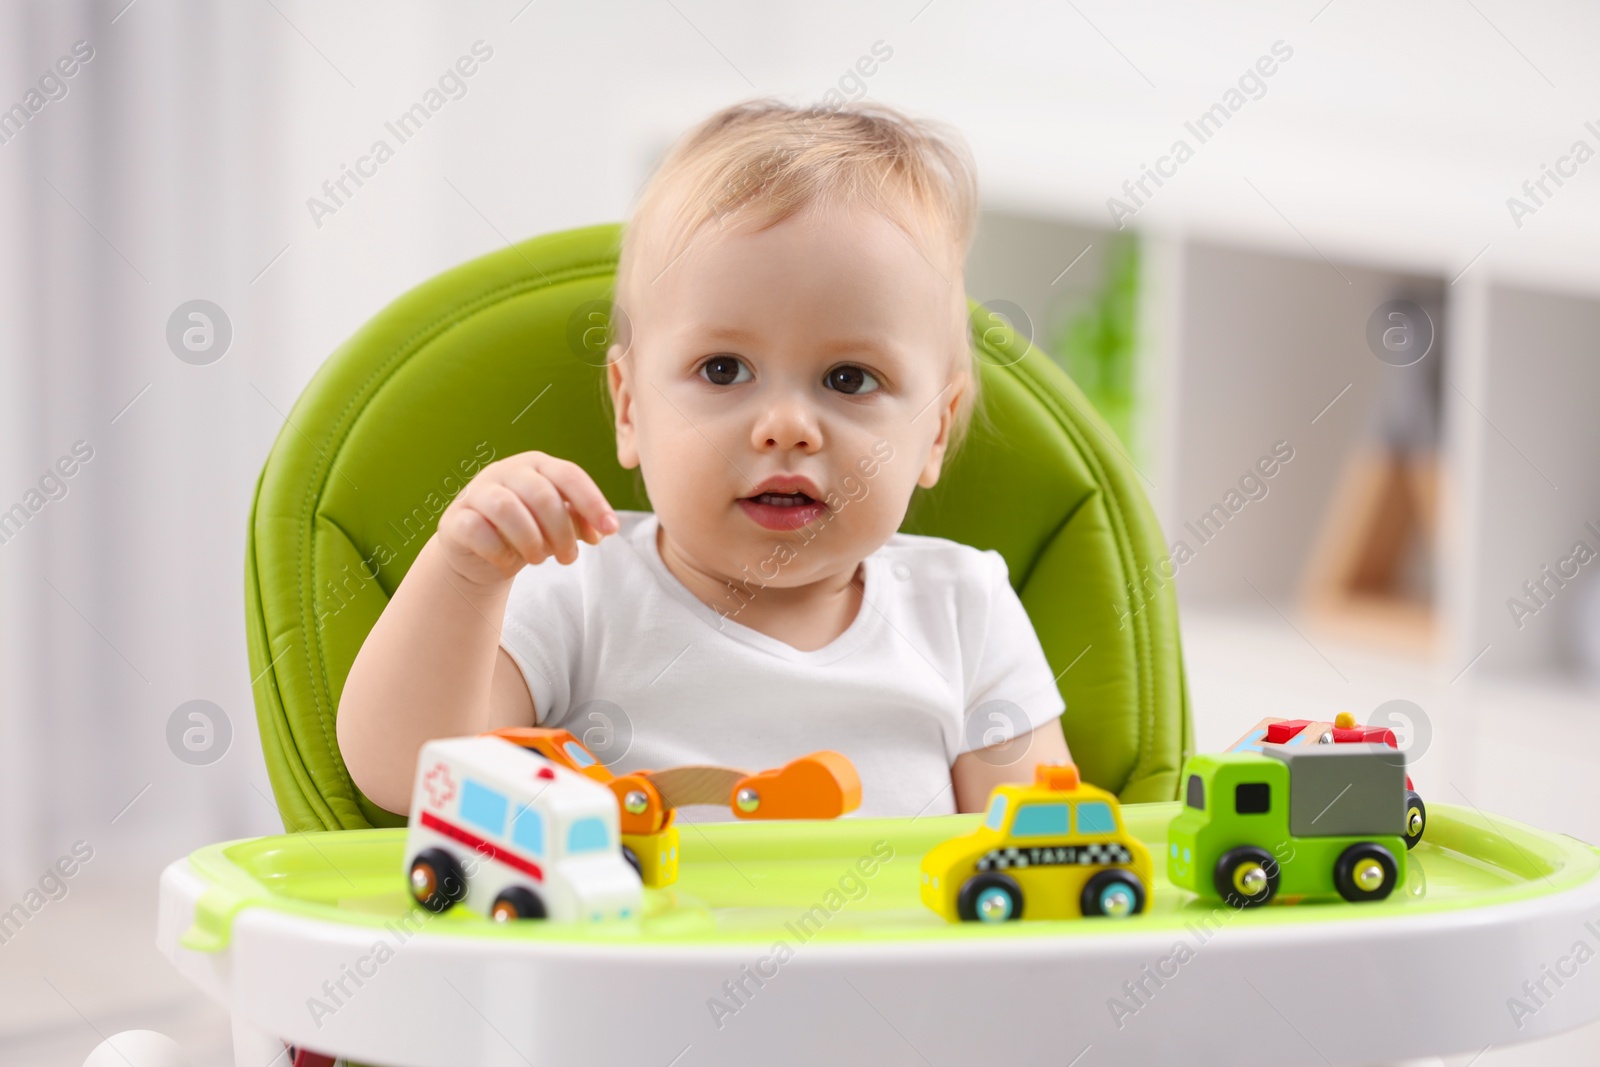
[1261,743,1406,837]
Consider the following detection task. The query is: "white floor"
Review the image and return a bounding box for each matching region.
[0,855,235,1066]
[4,605,1597,1067]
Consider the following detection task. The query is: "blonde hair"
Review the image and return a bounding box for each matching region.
[613,97,985,462]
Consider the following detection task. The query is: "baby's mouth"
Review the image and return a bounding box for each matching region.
[737,488,828,531]
[742,491,817,508]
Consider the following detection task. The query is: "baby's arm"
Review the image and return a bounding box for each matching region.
[337,452,618,814]
[950,722,1072,813]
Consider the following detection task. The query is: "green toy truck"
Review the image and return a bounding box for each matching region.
[1167,743,1409,908]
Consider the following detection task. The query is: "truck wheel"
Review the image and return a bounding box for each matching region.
[956,873,1023,922]
[1334,842,1397,902]
[1403,791,1426,850]
[490,886,547,921]
[408,848,467,913]
[1080,869,1145,918]
[1213,846,1279,908]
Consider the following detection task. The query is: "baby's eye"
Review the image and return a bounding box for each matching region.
[824,364,880,395]
[699,354,751,386]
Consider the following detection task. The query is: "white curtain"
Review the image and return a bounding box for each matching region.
[0,0,295,895]
[0,0,672,895]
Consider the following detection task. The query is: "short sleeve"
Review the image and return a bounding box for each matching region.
[959,549,1067,755]
[498,557,584,727]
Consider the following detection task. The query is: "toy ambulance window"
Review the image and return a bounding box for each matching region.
[460,780,508,837]
[1185,774,1205,810]
[1076,801,1116,835]
[1011,802,1069,836]
[984,794,1009,831]
[511,804,544,856]
[1235,782,1270,815]
[562,740,597,768]
[567,815,609,853]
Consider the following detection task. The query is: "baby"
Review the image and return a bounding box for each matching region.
[337,98,1071,822]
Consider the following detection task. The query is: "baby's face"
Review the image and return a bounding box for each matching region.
[608,200,966,589]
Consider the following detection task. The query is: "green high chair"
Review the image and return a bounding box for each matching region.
[244,221,1192,835]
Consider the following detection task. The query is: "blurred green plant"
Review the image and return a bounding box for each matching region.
[1051,233,1141,456]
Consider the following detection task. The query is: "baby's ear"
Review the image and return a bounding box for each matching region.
[607,356,640,470]
[917,371,967,488]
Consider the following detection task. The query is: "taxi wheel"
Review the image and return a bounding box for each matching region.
[490,886,547,921]
[1403,791,1426,850]
[1333,842,1398,902]
[1213,846,1279,908]
[408,849,467,913]
[956,873,1023,922]
[1080,869,1146,918]
[621,844,644,879]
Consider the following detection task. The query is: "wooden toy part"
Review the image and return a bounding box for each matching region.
[483,727,616,785]
[1034,761,1080,790]
[729,750,862,820]
[1227,715,1414,792]
[1228,716,1325,752]
[1261,718,1337,746]
[1332,724,1398,746]
[1230,715,1411,755]
[609,773,668,836]
[486,729,865,821]
[1262,719,1308,744]
[646,765,748,809]
[1240,715,1399,750]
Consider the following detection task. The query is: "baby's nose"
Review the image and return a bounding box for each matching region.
[752,399,822,451]
[761,428,813,449]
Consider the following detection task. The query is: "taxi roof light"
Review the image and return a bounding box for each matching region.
[1035,761,1080,791]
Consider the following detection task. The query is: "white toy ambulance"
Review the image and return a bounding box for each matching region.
[403,734,642,923]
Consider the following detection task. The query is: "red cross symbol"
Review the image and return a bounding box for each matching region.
[423,763,456,808]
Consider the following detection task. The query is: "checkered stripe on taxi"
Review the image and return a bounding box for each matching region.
[976,842,1133,871]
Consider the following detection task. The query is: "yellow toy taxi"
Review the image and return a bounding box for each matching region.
[920,761,1153,923]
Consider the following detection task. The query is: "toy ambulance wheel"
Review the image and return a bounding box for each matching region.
[621,844,643,879]
[490,886,547,921]
[408,849,467,914]
[1214,846,1279,908]
[956,873,1023,923]
[1334,842,1398,902]
[1404,791,1427,850]
[1080,869,1145,918]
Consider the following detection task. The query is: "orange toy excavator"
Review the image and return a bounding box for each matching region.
[488,727,861,826]
[484,727,862,887]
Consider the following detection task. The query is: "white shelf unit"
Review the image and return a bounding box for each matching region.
[967,208,1600,686]
[1452,281,1600,679]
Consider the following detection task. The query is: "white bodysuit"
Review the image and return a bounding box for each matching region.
[498,510,1065,822]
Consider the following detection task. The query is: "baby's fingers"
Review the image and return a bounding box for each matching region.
[530,456,619,541]
[569,503,607,545]
[501,465,584,564]
[468,484,548,567]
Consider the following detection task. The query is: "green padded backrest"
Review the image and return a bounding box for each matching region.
[246,222,1191,832]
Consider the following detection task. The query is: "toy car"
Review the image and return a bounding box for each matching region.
[920,761,1153,923]
[487,727,863,888]
[403,734,641,922]
[488,727,682,888]
[1226,711,1426,849]
[1167,742,1410,908]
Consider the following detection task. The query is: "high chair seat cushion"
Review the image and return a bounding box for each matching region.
[245,222,1192,832]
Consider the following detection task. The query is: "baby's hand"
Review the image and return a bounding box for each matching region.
[435,450,620,588]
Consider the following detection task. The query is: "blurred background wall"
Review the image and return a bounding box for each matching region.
[2,1,1599,1062]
